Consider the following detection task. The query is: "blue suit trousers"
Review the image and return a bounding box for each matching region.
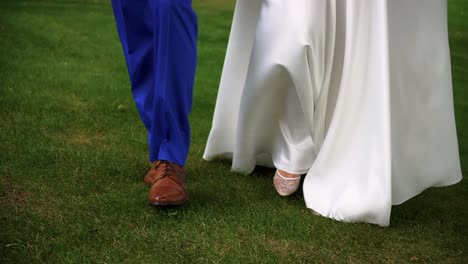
[112,0,198,166]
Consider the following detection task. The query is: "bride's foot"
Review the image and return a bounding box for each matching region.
[273,170,301,196]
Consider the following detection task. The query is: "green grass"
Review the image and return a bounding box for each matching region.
[0,0,467,263]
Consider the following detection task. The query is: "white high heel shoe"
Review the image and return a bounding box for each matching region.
[273,170,301,196]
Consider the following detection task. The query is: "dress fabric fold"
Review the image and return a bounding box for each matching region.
[203,0,462,226]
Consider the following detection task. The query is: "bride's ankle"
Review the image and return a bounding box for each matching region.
[277,169,301,179]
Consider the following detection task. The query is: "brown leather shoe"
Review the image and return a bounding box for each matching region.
[146,161,188,206]
[144,161,163,186]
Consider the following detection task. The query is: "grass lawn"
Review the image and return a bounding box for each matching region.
[1,0,467,263]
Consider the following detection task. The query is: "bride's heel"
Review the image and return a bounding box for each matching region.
[273,170,301,196]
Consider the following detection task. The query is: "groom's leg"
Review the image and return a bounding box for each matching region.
[111,0,154,131]
[112,0,197,166]
[147,0,198,166]
[112,0,197,206]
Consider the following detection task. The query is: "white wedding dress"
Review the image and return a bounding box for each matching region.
[203,0,462,226]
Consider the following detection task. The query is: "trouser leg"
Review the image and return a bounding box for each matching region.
[112,0,198,166]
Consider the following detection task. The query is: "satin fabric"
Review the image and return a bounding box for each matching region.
[203,0,462,226]
[112,0,197,166]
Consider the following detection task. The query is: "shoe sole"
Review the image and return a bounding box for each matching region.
[149,199,188,207]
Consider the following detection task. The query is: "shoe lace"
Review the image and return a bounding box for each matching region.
[154,161,182,181]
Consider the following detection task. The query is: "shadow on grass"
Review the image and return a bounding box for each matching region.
[390,183,466,228]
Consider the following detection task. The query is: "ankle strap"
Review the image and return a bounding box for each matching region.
[276,171,301,180]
